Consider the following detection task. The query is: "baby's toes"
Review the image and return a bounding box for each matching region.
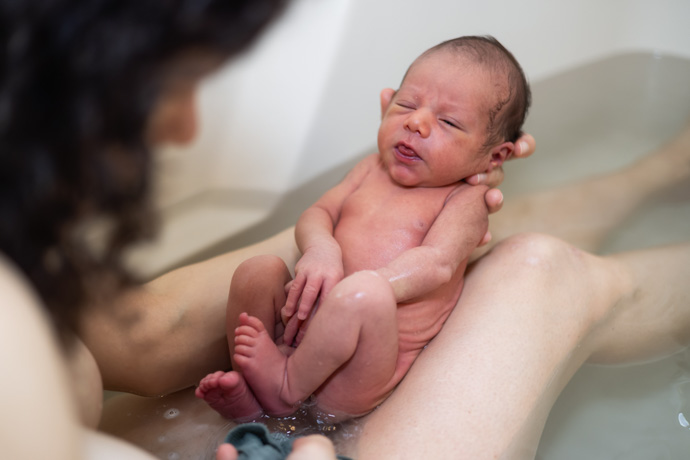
[235,325,260,340]
[242,314,267,333]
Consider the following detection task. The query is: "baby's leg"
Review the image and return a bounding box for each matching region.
[226,254,293,352]
[234,271,399,418]
[479,123,690,256]
[197,255,292,420]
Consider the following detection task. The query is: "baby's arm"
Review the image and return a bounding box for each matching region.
[376,183,489,303]
[284,154,378,322]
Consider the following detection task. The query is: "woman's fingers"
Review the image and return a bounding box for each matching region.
[514,132,536,159]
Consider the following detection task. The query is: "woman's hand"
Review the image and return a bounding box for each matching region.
[468,133,535,189]
[468,133,536,246]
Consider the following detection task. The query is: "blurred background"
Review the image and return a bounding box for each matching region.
[127,0,690,278]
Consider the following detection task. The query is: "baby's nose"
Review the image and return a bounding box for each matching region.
[405,110,431,138]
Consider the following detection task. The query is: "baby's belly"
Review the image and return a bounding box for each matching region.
[396,276,464,355]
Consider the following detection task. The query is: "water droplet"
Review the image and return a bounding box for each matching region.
[163,408,180,419]
[679,412,690,428]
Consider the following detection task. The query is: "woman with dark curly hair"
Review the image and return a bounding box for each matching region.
[0,0,288,343]
[0,0,291,458]
[2,0,690,460]
[0,1,518,456]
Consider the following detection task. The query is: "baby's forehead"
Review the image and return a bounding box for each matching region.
[402,52,501,106]
[407,51,498,89]
[410,48,491,78]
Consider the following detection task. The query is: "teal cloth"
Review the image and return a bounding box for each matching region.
[224,423,352,460]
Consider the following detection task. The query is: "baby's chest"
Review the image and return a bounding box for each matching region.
[341,185,448,235]
[335,182,454,268]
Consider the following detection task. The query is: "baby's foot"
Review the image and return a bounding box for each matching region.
[195,370,263,421]
[233,313,298,417]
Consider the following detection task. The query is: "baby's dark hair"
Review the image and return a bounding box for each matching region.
[423,35,531,147]
[0,0,285,341]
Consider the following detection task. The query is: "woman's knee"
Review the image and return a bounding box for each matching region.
[488,232,583,275]
[486,232,628,324]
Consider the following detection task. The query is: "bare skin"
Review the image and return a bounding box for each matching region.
[197,50,514,420]
[96,123,690,460]
[357,124,690,458]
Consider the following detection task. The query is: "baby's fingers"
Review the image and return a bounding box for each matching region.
[284,275,306,317]
[282,315,301,347]
[297,279,321,320]
[319,277,339,304]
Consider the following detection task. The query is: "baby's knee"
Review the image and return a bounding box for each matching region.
[231,254,289,289]
[327,271,396,319]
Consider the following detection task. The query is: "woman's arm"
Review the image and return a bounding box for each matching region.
[79,228,299,396]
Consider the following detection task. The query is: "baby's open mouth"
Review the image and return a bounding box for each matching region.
[395,142,419,160]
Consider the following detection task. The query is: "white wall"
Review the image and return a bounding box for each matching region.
[137,0,690,276]
[289,0,690,187]
[155,0,351,208]
[158,0,690,205]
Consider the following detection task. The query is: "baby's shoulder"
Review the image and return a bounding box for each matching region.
[446,182,489,200]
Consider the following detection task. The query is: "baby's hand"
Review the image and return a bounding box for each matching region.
[282,247,343,323]
[281,313,302,347]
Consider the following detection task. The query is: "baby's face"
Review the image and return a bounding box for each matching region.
[377,50,497,187]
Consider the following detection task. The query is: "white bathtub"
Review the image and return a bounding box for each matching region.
[126,1,690,457]
[516,52,690,459]
[127,0,690,276]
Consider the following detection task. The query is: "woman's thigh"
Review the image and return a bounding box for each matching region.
[356,233,629,459]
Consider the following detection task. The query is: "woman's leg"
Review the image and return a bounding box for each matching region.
[357,233,690,459]
[476,123,690,257]
[100,234,690,459]
[588,242,690,364]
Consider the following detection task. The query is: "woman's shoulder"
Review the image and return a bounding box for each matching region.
[0,255,87,459]
[0,253,59,359]
[0,253,40,311]
[0,253,58,352]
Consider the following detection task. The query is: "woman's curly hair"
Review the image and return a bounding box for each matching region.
[0,0,285,341]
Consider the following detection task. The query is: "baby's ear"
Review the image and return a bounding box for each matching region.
[489,142,515,171]
[380,88,396,118]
